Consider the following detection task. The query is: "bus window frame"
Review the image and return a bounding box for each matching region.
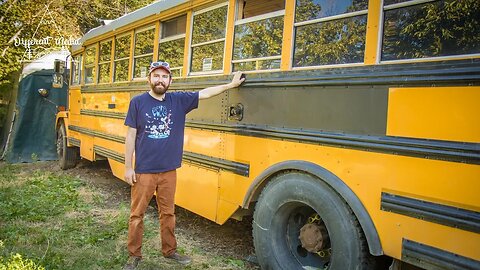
[379,0,480,64]
[132,24,156,80]
[159,14,187,78]
[189,2,229,76]
[97,38,113,84]
[291,1,369,70]
[70,54,82,86]
[232,9,285,72]
[83,45,97,85]
[113,32,132,83]
[159,34,186,77]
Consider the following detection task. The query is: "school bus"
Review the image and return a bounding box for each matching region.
[56,0,480,269]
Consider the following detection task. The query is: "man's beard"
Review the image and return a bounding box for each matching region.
[150,81,169,95]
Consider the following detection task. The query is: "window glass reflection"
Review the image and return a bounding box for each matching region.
[382,0,480,61]
[84,66,95,84]
[115,35,131,59]
[114,35,131,82]
[133,56,151,78]
[133,27,154,78]
[98,63,110,83]
[84,46,96,84]
[71,55,81,85]
[84,46,96,66]
[233,16,283,60]
[192,6,228,44]
[135,28,155,56]
[98,40,112,83]
[114,60,129,82]
[295,0,368,22]
[170,69,182,78]
[191,41,225,72]
[158,38,185,76]
[191,5,228,73]
[99,41,112,62]
[294,15,367,66]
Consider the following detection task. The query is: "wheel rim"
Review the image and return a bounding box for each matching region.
[275,204,331,269]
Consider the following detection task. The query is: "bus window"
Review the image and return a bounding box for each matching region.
[71,54,82,85]
[293,0,368,67]
[84,45,96,84]
[98,39,112,83]
[190,3,228,74]
[232,0,284,71]
[382,0,480,61]
[113,34,131,82]
[133,26,155,79]
[159,15,186,78]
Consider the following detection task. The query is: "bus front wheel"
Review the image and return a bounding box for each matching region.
[57,122,79,170]
[253,172,375,270]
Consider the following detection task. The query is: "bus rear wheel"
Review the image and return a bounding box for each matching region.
[253,172,374,270]
[57,122,79,170]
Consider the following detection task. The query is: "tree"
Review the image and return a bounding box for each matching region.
[0,0,155,85]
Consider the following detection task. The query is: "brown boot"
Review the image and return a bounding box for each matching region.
[123,256,141,270]
[165,252,192,265]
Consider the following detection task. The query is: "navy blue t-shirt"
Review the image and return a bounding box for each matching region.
[124,91,199,173]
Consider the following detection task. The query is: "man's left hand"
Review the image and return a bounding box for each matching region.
[230,72,245,88]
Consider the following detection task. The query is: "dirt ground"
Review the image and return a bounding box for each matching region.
[15,159,259,269]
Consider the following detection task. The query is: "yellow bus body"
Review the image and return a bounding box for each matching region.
[57,0,480,269]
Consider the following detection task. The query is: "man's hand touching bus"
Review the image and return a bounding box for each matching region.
[198,72,245,100]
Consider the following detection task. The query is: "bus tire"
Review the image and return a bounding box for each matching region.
[253,172,375,270]
[57,122,79,170]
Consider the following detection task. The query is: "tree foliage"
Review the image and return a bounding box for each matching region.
[382,0,480,60]
[233,16,284,60]
[190,5,228,72]
[0,0,155,85]
[293,0,368,67]
[158,38,185,77]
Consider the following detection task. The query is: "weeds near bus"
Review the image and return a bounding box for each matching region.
[0,165,129,269]
[0,163,254,270]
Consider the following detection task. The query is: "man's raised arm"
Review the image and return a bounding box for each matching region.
[198,72,245,100]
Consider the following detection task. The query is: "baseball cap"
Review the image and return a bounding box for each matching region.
[149,61,171,74]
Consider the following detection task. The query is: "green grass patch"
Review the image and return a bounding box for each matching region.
[0,164,254,270]
[0,165,129,270]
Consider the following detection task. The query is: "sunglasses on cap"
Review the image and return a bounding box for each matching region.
[150,61,170,68]
[149,61,171,74]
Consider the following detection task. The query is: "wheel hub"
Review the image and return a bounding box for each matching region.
[298,223,327,253]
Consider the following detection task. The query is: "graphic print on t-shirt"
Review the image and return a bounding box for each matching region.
[145,105,173,139]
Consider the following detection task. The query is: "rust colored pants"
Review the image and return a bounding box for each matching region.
[127,170,177,258]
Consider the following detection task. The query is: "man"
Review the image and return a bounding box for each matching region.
[123,61,245,269]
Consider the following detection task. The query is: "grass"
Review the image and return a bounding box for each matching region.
[0,163,254,269]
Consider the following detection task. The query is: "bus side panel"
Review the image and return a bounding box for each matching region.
[387,86,480,143]
[176,165,219,222]
[217,82,480,261]
[222,133,480,260]
[69,89,81,115]
[108,158,126,181]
